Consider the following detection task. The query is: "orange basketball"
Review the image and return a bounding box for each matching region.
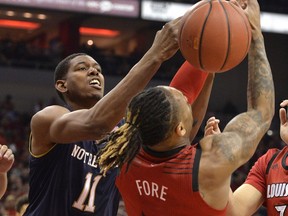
[179,0,251,73]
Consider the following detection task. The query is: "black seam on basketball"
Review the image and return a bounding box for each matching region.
[199,0,212,71]
[219,0,231,71]
[229,2,251,59]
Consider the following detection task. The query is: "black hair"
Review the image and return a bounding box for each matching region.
[98,86,179,176]
[54,53,88,102]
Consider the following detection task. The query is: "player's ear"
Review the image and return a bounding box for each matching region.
[175,122,186,137]
[55,80,67,93]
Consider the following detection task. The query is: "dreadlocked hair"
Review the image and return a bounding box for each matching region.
[98,86,180,176]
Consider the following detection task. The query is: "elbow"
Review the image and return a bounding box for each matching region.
[262,108,275,132]
[255,101,275,133]
[86,120,115,139]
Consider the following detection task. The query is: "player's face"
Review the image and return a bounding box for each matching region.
[65,55,105,103]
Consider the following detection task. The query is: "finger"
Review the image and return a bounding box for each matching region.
[3,148,13,159]
[230,0,241,8]
[206,119,220,127]
[205,121,215,130]
[204,127,213,136]
[7,153,14,162]
[0,145,8,157]
[280,100,288,107]
[206,116,216,123]
[279,108,287,125]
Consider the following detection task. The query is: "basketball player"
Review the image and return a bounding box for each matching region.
[0,144,14,199]
[23,16,210,216]
[97,0,275,215]
[206,100,288,216]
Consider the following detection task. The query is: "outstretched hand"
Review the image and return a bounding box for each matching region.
[241,0,261,35]
[150,16,183,62]
[280,100,288,144]
[0,145,14,174]
[204,116,221,136]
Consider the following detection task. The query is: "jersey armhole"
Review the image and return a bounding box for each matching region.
[192,147,202,191]
[265,150,280,174]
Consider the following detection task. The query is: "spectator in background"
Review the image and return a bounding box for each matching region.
[4,194,16,216]
[0,144,15,199]
[15,194,28,216]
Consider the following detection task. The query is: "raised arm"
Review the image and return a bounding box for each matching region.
[189,73,214,141]
[32,17,183,147]
[92,18,182,134]
[198,0,274,210]
[222,0,274,169]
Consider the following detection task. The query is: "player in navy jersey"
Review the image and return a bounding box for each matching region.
[23,17,183,216]
[0,144,14,199]
[97,0,275,215]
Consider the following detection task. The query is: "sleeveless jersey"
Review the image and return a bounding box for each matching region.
[245,146,288,216]
[116,145,227,216]
[24,139,120,216]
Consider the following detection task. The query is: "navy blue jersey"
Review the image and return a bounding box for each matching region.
[24,139,120,216]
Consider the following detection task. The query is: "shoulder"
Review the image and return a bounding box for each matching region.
[30,105,70,142]
[31,105,69,125]
[257,148,280,163]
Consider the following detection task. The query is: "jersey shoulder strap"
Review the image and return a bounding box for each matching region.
[265,150,280,174]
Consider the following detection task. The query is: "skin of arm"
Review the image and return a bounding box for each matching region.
[197,0,275,210]
[205,118,265,216]
[31,17,183,155]
[0,145,14,199]
[229,184,264,215]
[189,73,215,141]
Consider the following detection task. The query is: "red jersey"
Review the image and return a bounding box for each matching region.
[116,145,227,216]
[245,146,288,216]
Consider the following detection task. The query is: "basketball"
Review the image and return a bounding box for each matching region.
[179,0,252,73]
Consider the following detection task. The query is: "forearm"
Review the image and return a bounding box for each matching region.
[223,33,275,164]
[228,184,264,216]
[247,31,275,129]
[190,73,214,141]
[78,19,181,137]
[63,51,167,140]
[86,46,178,136]
[0,173,7,199]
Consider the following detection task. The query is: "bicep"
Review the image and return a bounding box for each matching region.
[228,184,264,216]
[31,106,81,144]
[223,111,265,163]
[199,128,252,185]
[49,109,101,143]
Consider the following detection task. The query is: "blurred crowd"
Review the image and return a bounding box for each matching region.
[0,33,186,81]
